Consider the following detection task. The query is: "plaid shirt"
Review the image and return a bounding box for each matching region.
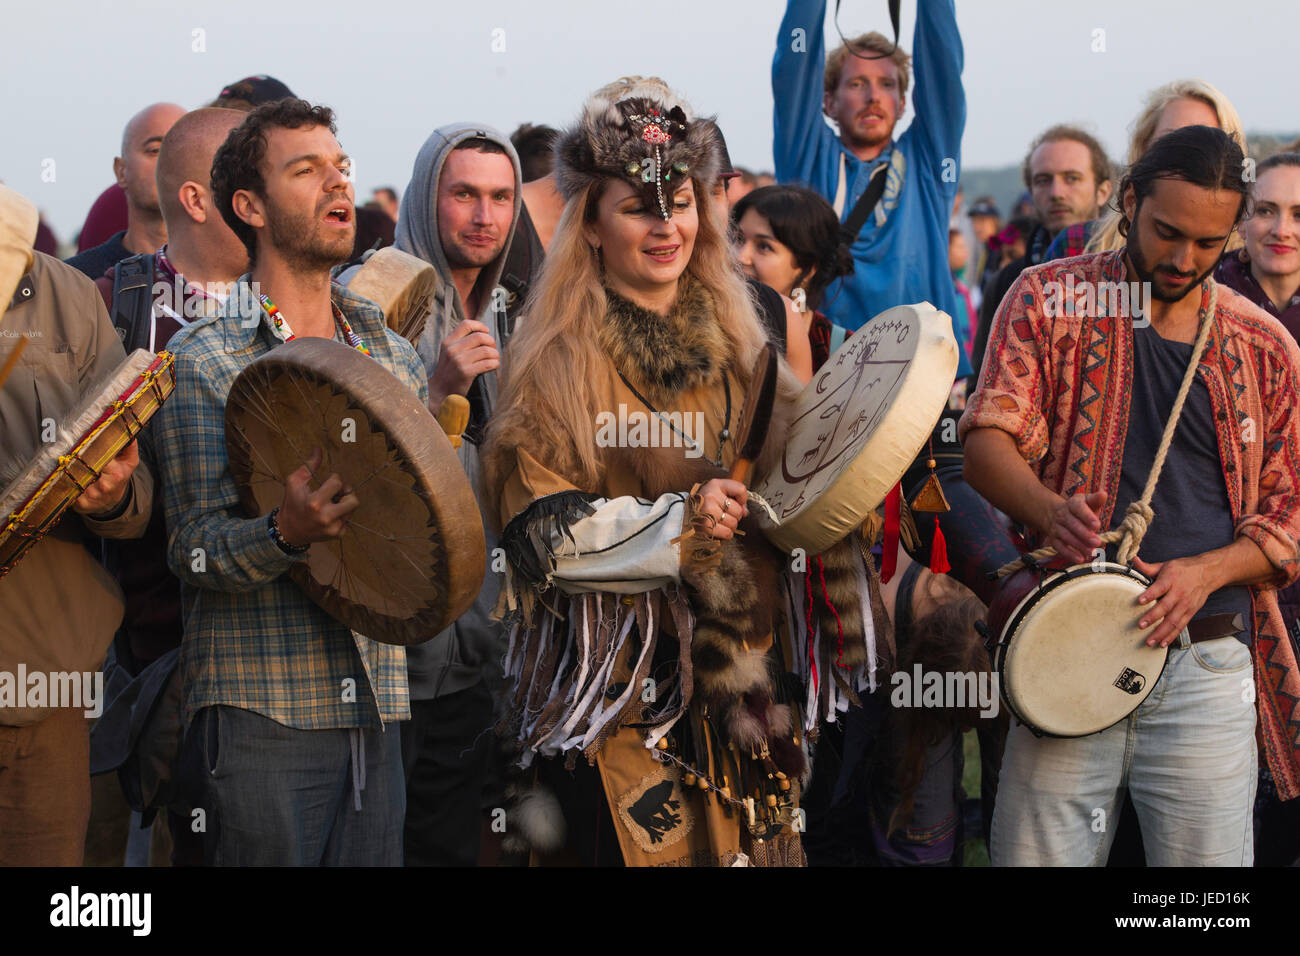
[153,275,427,730]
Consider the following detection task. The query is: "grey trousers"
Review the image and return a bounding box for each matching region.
[183,705,404,866]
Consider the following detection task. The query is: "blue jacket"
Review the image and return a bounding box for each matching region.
[772,0,969,376]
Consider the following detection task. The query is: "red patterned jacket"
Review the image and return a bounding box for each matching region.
[961,249,1300,799]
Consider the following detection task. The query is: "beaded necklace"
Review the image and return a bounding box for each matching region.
[259,291,371,356]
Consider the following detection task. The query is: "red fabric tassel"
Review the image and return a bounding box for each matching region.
[881,482,901,584]
[930,521,951,574]
[805,562,818,695]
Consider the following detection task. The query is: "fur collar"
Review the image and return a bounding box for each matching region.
[599,275,729,401]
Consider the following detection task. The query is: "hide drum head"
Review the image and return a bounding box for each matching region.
[225,338,485,645]
[1001,565,1167,737]
[753,303,958,556]
[347,247,439,346]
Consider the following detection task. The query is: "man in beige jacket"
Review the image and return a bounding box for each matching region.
[0,185,153,865]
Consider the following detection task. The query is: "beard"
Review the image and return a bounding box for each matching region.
[1126,222,1218,303]
[264,196,355,272]
[843,112,894,152]
[441,231,505,270]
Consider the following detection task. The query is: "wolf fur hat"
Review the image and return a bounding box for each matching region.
[554,77,724,220]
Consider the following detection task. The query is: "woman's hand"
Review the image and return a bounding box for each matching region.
[694,478,749,541]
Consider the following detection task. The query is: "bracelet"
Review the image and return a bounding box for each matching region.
[268,507,310,555]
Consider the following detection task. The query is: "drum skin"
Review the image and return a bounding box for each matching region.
[224,338,485,646]
[754,303,958,555]
[346,247,438,346]
[989,562,1168,737]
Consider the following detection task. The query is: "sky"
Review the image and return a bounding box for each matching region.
[4,0,1297,240]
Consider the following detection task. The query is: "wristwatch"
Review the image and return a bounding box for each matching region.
[268,507,310,555]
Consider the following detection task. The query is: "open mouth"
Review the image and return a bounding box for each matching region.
[645,245,679,262]
[324,205,352,225]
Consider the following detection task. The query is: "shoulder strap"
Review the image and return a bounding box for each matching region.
[832,153,849,218]
[110,254,156,354]
[839,160,890,247]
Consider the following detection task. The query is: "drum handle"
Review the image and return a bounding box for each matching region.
[435,394,470,449]
[992,281,1219,580]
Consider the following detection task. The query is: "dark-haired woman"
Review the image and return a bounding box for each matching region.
[1216,152,1300,867]
[731,184,854,374]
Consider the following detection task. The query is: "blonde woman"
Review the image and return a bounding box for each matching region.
[483,82,881,867]
[1046,79,1247,260]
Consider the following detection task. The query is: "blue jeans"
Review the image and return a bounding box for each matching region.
[991,634,1257,866]
[183,705,405,866]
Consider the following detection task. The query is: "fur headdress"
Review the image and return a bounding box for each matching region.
[554,77,724,220]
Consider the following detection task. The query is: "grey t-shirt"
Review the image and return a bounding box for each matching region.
[1108,324,1252,645]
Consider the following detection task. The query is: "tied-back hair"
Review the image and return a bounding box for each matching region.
[482,174,790,514]
[1257,151,1300,179]
[1115,124,1249,239]
[1087,79,1247,254]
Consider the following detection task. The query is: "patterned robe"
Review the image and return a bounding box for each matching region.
[961,249,1300,799]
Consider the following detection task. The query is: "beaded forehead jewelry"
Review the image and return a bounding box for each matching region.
[622,105,691,220]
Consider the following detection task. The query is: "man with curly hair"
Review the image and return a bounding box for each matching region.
[152,100,427,865]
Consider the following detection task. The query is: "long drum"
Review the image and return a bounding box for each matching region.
[988,562,1169,737]
[224,338,485,645]
[753,302,958,555]
[0,350,175,577]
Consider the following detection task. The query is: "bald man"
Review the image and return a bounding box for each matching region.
[67,102,186,280]
[91,107,249,339]
[86,108,248,867]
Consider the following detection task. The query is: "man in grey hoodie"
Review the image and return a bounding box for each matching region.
[388,123,527,866]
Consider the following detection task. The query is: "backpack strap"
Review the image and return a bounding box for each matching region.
[110,253,157,354]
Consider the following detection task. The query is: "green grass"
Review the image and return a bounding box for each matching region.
[962,729,990,866]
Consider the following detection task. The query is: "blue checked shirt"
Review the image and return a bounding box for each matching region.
[153,275,428,730]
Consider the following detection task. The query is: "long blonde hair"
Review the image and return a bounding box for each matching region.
[1087,79,1247,253]
[483,175,781,504]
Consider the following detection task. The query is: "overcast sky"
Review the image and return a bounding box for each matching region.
[4,0,1297,239]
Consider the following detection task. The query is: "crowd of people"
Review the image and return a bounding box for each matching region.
[2,0,1300,868]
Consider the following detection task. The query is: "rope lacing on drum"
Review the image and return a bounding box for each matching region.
[994,281,1218,579]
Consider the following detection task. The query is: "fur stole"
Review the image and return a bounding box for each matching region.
[600,275,803,776]
[599,276,728,403]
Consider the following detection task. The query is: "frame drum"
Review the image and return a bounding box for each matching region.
[225,338,485,646]
[752,303,958,555]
